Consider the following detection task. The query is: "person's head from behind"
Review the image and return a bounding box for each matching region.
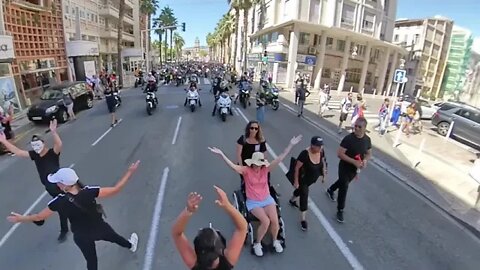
[193,228,225,269]
[310,136,324,154]
[47,168,83,192]
[244,121,264,141]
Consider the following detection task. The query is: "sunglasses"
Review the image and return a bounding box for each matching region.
[250,127,259,130]
[354,125,365,129]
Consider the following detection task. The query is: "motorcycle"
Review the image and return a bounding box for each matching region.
[176,75,184,87]
[237,81,252,109]
[134,75,145,88]
[216,92,233,122]
[145,90,158,115]
[184,89,200,112]
[264,85,280,110]
[190,74,199,84]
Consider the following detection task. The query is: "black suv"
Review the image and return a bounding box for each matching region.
[27,81,94,123]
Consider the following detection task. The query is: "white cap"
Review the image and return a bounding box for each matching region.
[48,168,79,186]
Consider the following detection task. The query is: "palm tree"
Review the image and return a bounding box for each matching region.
[228,0,241,67]
[140,0,159,68]
[222,13,235,64]
[206,33,213,60]
[152,19,164,67]
[240,0,256,72]
[157,6,176,62]
[173,32,185,61]
[116,0,126,87]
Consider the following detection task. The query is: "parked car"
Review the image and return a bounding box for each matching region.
[431,104,480,147]
[403,96,439,119]
[27,81,94,123]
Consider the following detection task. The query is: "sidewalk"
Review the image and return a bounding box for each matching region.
[278,90,480,235]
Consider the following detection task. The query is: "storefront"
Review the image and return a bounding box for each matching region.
[0,34,22,114]
[66,40,100,81]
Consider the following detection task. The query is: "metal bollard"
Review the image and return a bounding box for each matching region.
[444,121,454,140]
[373,89,377,97]
[412,138,426,168]
[349,86,353,93]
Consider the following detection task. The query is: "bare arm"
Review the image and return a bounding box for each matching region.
[0,137,29,158]
[223,203,248,265]
[209,147,244,174]
[98,160,140,198]
[52,130,62,155]
[172,208,196,268]
[236,143,243,165]
[7,207,54,223]
[269,143,295,170]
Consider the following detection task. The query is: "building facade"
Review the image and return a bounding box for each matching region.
[441,25,473,100]
[393,17,453,100]
[231,0,405,94]
[460,48,480,107]
[3,0,69,107]
[62,0,142,74]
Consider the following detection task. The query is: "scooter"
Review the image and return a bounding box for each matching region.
[264,85,280,110]
[184,88,201,112]
[237,81,252,109]
[176,75,184,87]
[145,90,158,115]
[216,92,233,122]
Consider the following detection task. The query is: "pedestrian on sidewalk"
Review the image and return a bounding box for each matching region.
[337,93,353,133]
[297,84,310,117]
[256,88,267,124]
[0,104,14,155]
[0,119,70,241]
[350,94,366,130]
[376,98,390,135]
[294,73,302,105]
[62,90,76,121]
[289,136,328,231]
[326,117,372,223]
[172,186,247,270]
[318,89,329,117]
[7,161,141,270]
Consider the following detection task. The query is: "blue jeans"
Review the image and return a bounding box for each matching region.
[256,106,265,123]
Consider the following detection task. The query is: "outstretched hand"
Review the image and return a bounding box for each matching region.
[49,119,57,133]
[186,192,202,213]
[208,147,223,155]
[213,185,230,208]
[289,135,303,146]
[7,212,22,223]
[128,160,141,172]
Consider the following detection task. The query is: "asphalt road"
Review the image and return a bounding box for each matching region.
[0,81,479,270]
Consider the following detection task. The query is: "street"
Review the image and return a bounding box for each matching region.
[0,81,479,270]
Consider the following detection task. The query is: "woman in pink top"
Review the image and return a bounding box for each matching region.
[209,135,302,257]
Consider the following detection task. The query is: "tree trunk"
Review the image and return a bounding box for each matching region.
[116,0,125,87]
[233,8,240,67]
[170,29,173,61]
[158,33,163,67]
[227,34,232,65]
[242,8,249,72]
[164,31,168,62]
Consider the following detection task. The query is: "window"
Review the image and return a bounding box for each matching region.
[341,4,355,25]
[413,34,420,44]
[65,5,69,14]
[394,34,399,42]
[309,0,320,23]
[363,12,375,30]
[326,37,333,49]
[299,33,310,45]
[0,63,10,77]
[336,40,345,52]
[456,109,480,123]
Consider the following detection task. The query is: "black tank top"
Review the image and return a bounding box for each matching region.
[191,254,233,270]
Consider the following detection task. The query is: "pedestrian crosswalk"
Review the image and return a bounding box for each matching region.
[182,78,211,85]
[326,99,380,126]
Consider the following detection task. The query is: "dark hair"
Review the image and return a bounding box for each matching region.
[193,228,225,269]
[355,117,368,126]
[244,121,264,142]
[31,135,44,142]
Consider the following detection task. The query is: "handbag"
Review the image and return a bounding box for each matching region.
[64,193,106,218]
[285,157,304,186]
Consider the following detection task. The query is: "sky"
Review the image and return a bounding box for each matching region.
[152,0,480,48]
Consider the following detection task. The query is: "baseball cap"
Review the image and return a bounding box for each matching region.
[48,168,79,186]
[311,136,324,147]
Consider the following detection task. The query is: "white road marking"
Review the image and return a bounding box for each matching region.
[91,118,123,146]
[142,167,169,270]
[0,163,75,249]
[203,78,211,85]
[235,107,365,270]
[172,116,182,145]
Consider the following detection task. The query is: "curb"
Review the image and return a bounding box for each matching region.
[279,97,480,239]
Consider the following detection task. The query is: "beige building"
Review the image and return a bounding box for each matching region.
[393,17,453,100]
[230,0,406,94]
[62,0,143,74]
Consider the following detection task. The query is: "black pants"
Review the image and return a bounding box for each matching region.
[293,183,311,212]
[74,222,131,270]
[328,169,357,211]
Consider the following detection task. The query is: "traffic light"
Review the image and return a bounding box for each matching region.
[263,50,267,57]
[182,22,186,32]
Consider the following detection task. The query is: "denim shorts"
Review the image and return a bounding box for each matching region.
[246,195,275,211]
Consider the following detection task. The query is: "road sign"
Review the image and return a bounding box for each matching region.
[393,69,406,83]
[262,56,268,64]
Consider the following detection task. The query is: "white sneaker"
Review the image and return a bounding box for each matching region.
[253,242,263,257]
[129,233,138,252]
[272,240,283,253]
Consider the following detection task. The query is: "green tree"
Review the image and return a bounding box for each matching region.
[228,0,241,66]
[140,0,159,69]
[173,33,185,61]
[156,6,177,61]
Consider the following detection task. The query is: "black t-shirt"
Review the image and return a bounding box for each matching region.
[48,186,103,233]
[29,148,62,195]
[192,255,233,270]
[297,149,323,186]
[338,133,372,173]
[237,135,267,165]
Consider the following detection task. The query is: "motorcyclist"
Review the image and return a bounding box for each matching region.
[145,72,157,92]
[184,82,202,107]
[212,80,232,117]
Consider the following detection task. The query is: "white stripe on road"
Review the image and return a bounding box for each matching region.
[202,78,211,85]
[142,167,169,270]
[91,118,123,146]
[172,116,182,145]
[0,163,75,249]
[235,107,365,270]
